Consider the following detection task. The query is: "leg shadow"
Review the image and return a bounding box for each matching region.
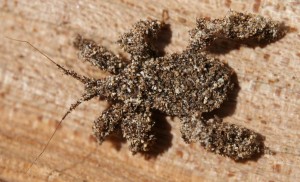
[106,129,126,151]
[153,23,172,57]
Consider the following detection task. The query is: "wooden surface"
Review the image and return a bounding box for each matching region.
[0,0,299,181]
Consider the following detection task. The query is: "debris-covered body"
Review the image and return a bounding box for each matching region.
[65,11,285,160]
[100,52,233,116]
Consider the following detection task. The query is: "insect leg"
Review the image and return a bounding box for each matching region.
[117,19,165,60]
[121,107,156,153]
[74,35,127,75]
[188,11,286,51]
[92,103,124,144]
[180,114,265,160]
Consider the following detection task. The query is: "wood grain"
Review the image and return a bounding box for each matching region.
[0,0,299,181]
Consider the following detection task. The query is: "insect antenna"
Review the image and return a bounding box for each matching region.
[5,36,91,83]
[5,36,98,172]
[25,92,96,173]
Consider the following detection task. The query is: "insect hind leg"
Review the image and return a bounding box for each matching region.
[180,114,265,161]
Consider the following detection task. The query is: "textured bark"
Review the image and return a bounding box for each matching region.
[0,0,299,181]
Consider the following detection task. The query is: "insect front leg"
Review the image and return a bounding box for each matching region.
[93,102,156,154]
[117,19,165,60]
[121,106,156,153]
[74,35,127,75]
[92,103,124,144]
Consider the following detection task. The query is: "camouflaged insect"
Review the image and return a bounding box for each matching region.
[47,11,285,160]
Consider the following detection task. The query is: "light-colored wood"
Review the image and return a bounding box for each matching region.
[0,0,299,181]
